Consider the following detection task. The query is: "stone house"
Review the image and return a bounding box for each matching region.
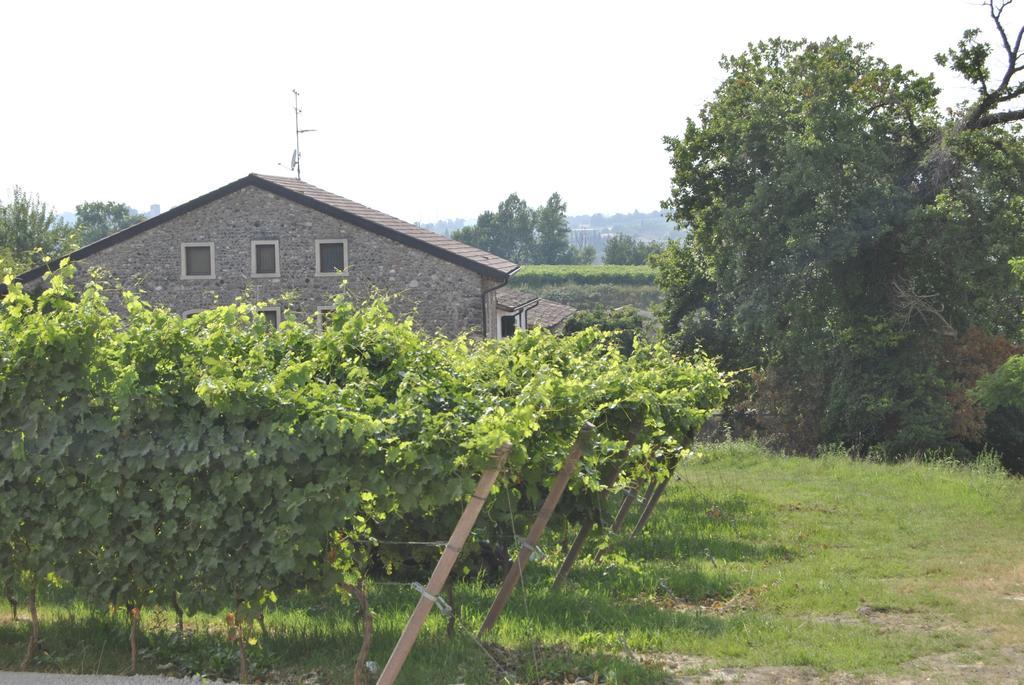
[15,173,573,338]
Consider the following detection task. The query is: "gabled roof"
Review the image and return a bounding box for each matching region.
[527,298,576,330]
[495,287,576,330]
[15,173,519,284]
[495,287,541,311]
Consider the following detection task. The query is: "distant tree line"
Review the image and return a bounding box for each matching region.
[453,193,594,265]
[0,189,144,273]
[603,234,662,265]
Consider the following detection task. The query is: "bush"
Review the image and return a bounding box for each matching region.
[564,307,648,356]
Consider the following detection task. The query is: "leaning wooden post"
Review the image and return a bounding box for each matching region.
[610,484,640,532]
[478,422,595,637]
[554,413,646,585]
[630,450,686,538]
[638,478,658,514]
[591,482,642,563]
[630,477,670,537]
[551,519,593,591]
[375,443,511,685]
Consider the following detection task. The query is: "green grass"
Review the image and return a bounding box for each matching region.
[3,441,1023,683]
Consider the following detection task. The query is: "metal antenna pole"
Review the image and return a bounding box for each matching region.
[289,90,317,181]
[292,89,302,180]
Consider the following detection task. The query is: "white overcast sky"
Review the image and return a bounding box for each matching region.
[0,0,1018,224]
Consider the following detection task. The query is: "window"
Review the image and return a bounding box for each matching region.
[252,240,280,277]
[181,243,215,279]
[258,307,281,328]
[315,239,348,275]
[500,314,518,338]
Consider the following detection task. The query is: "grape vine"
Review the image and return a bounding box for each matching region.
[0,263,727,678]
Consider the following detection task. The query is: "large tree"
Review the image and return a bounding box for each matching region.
[453,192,591,264]
[603,234,661,265]
[657,1,1024,454]
[0,187,76,273]
[455,193,535,263]
[75,201,145,245]
[532,192,576,263]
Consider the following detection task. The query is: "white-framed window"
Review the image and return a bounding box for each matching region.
[251,240,280,278]
[181,242,215,279]
[258,306,281,328]
[315,239,348,275]
[497,310,526,339]
[499,314,518,339]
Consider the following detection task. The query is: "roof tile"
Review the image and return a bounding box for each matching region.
[253,174,519,277]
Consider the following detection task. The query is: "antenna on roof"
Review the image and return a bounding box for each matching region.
[290,89,317,180]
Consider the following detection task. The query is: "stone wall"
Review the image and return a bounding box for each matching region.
[37,186,496,337]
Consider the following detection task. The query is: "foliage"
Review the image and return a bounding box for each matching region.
[563,307,647,356]
[603,234,661,265]
[5,440,1024,683]
[974,333,1024,473]
[942,328,1021,444]
[658,22,1024,454]
[454,193,534,263]
[514,264,656,287]
[527,283,663,313]
[0,187,76,273]
[74,201,145,245]
[532,193,578,264]
[512,265,661,312]
[453,193,592,265]
[0,263,726,675]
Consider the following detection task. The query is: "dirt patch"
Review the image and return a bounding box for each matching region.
[777,502,838,514]
[638,647,1024,684]
[637,585,765,616]
[671,665,863,684]
[484,643,618,685]
[895,647,1024,684]
[633,652,714,676]
[810,605,961,634]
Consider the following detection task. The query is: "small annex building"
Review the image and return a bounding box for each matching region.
[495,288,577,337]
[15,174,574,338]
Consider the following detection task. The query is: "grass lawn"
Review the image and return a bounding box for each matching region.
[2,441,1023,683]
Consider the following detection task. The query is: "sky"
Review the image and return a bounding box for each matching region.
[0,0,1019,224]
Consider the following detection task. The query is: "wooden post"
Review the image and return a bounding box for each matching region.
[630,451,685,538]
[340,581,372,685]
[376,444,510,685]
[129,606,140,675]
[591,482,642,563]
[639,478,658,513]
[19,586,38,671]
[611,485,640,532]
[172,592,184,634]
[478,423,594,637]
[551,519,593,591]
[630,477,670,537]
[553,413,646,585]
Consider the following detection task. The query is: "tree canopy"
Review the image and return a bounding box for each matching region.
[656,1,1024,455]
[603,234,661,265]
[453,192,593,264]
[75,201,145,245]
[0,187,76,273]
